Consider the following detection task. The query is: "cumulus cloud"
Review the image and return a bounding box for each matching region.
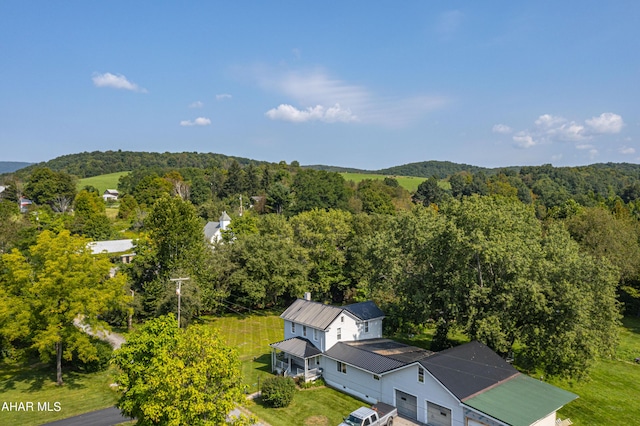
[189,101,204,108]
[265,103,357,123]
[92,72,147,93]
[180,117,211,127]
[216,94,232,100]
[502,112,625,149]
[492,124,512,134]
[254,67,448,126]
[619,146,636,155]
[585,112,624,134]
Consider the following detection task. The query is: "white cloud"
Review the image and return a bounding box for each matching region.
[265,103,357,123]
[255,67,448,126]
[585,112,624,134]
[512,132,537,148]
[216,94,232,100]
[500,112,625,150]
[492,124,512,134]
[189,101,204,108]
[619,146,636,155]
[92,72,146,93]
[180,117,211,127]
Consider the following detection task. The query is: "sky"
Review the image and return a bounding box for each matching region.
[1,1,639,170]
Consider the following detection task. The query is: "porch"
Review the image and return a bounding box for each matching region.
[270,337,323,382]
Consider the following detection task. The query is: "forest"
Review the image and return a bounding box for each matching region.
[1,150,640,380]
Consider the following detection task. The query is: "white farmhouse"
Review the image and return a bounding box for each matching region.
[203,211,231,244]
[270,297,577,426]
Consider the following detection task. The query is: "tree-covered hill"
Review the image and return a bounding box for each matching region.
[13,150,272,178]
[375,160,492,178]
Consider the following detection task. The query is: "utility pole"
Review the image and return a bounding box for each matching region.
[169,277,189,327]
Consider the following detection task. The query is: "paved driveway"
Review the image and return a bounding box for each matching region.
[43,407,131,426]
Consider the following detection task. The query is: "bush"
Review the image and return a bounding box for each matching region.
[261,376,296,408]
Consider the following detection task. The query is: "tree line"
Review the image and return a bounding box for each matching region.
[3,155,640,380]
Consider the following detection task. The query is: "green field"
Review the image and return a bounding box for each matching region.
[340,172,427,192]
[77,172,128,194]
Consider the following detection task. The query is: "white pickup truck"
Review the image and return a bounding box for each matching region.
[339,403,397,426]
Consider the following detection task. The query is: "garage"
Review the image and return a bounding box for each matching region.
[395,389,418,420]
[426,401,451,426]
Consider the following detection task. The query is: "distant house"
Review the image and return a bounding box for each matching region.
[203,211,231,244]
[19,196,33,213]
[270,297,577,426]
[102,189,119,202]
[88,239,136,263]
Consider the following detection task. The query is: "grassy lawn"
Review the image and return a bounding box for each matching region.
[246,387,365,426]
[0,363,119,426]
[77,172,128,194]
[549,316,640,425]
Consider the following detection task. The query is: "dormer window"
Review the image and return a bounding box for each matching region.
[291,322,295,333]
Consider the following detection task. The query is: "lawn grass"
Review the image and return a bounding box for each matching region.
[549,316,640,425]
[0,363,119,426]
[77,172,128,194]
[246,386,365,426]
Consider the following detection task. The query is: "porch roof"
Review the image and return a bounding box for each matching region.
[270,337,322,359]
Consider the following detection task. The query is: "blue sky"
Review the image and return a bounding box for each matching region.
[1,1,638,170]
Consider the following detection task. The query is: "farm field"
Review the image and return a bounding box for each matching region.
[340,172,428,192]
[77,172,128,194]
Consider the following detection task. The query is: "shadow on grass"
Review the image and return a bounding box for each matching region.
[0,363,89,393]
[253,353,273,374]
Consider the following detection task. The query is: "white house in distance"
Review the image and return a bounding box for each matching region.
[102,189,119,202]
[270,296,577,426]
[203,211,231,244]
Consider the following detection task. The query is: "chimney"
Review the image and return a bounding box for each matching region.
[304,292,311,301]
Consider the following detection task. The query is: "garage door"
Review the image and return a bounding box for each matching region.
[395,389,418,420]
[427,401,451,426]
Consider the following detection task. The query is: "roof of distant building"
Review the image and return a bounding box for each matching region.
[88,239,135,254]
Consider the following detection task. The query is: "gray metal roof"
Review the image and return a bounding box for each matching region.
[280,299,344,330]
[324,342,409,374]
[88,239,135,254]
[343,301,385,321]
[203,221,220,240]
[346,338,433,363]
[270,337,322,359]
[419,341,519,401]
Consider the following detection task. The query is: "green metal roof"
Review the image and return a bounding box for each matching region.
[463,374,578,426]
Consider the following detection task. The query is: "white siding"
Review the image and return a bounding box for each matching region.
[283,320,326,351]
[324,313,359,350]
[379,364,464,426]
[321,357,382,404]
[531,412,557,426]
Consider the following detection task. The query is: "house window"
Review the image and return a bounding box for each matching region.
[364,321,369,333]
[341,316,344,322]
[337,361,347,374]
[291,322,295,333]
[313,328,318,341]
[418,366,425,383]
[373,374,380,380]
[303,326,307,337]
[337,327,342,340]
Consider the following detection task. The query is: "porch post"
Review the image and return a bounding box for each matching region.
[304,358,309,381]
[271,348,275,372]
[288,356,291,374]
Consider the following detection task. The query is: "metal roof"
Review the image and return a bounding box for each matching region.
[346,338,433,363]
[280,299,344,330]
[88,239,135,254]
[203,221,220,240]
[270,337,322,359]
[464,374,578,426]
[343,301,385,321]
[324,342,409,374]
[420,341,519,401]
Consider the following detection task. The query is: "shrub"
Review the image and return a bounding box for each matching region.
[261,376,296,407]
